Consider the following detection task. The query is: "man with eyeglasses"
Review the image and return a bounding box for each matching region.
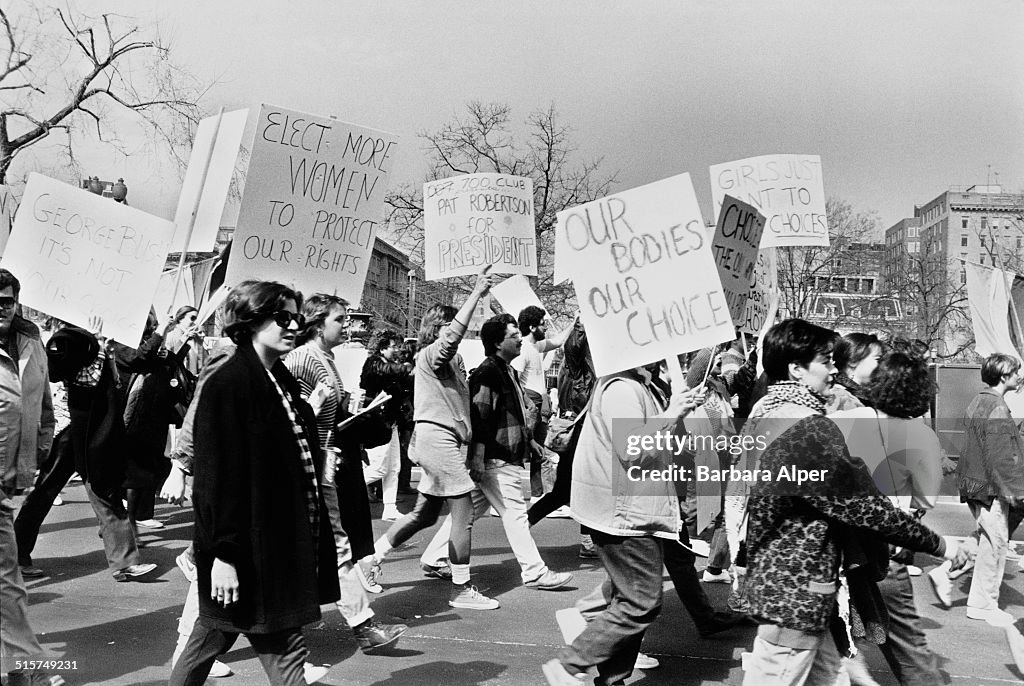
[0,268,64,685]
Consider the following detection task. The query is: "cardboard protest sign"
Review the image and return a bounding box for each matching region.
[0,173,173,344]
[0,185,16,257]
[711,195,765,322]
[709,154,828,248]
[741,248,778,335]
[490,274,544,318]
[226,105,398,302]
[559,173,734,377]
[467,294,492,332]
[171,108,249,253]
[423,173,536,280]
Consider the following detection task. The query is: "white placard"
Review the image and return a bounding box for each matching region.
[226,104,398,302]
[0,185,16,257]
[741,248,778,335]
[423,173,537,280]
[0,173,173,344]
[711,195,766,323]
[709,154,828,248]
[554,214,571,284]
[490,274,544,318]
[559,173,735,377]
[171,108,249,253]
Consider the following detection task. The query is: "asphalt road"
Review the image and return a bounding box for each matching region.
[11,483,1024,686]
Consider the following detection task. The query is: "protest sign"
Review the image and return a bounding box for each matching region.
[554,215,573,284]
[711,195,765,322]
[0,173,173,344]
[171,108,249,253]
[423,173,536,280]
[467,294,492,332]
[559,173,734,377]
[0,185,16,257]
[226,104,398,302]
[740,248,778,335]
[709,154,828,248]
[490,274,544,318]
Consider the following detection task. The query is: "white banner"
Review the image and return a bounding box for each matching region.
[740,248,778,335]
[490,274,544,318]
[171,108,249,253]
[227,104,398,302]
[560,173,735,377]
[0,173,173,344]
[711,195,766,323]
[709,154,828,248]
[0,185,16,257]
[423,173,536,280]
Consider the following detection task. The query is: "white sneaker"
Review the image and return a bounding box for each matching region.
[53,494,64,506]
[209,660,232,678]
[176,551,197,583]
[634,652,660,670]
[928,565,952,608]
[702,569,732,584]
[966,606,1015,626]
[356,557,383,594]
[136,519,165,529]
[948,559,974,580]
[448,584,500,610]
[906,565,922,577]
[303,662,328,684]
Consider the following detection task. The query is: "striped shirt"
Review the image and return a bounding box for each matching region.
[284,344,344,451]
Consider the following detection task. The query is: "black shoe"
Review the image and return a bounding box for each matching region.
[697,612,755,638]
[353,620,408,653]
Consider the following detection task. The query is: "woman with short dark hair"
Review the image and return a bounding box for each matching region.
[170,281,339,686]
[826,332,883,413]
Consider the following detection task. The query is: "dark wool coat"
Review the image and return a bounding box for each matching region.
[192,343,339,634]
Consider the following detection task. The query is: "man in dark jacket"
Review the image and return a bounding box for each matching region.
[958,353,1024,626]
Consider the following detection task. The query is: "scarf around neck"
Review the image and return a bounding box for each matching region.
[757,380,827,416]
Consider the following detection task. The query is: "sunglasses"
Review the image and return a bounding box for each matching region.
[0,297,16,309]
[272,311,306,329]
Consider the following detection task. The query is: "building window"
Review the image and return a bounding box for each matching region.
[1017,238,1021,250]
[980,255,985,265]
[961,270,967,285]
[981,217,988,229]
[961,234,968,247]
[962,218,968,229]
[863,279,874,293]
[981,235,986,247]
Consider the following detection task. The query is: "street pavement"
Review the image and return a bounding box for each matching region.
[10,482,1024,686]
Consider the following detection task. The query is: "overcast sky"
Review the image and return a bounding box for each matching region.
[12,0,1024,234]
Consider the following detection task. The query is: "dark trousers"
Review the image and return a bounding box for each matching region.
[663,528,719,630]
[397,426,414,491]
[168,622,306,686]
[15,428,74,565]
[527,445,573,525]
[876,561,940,686]
[559,532,664,686]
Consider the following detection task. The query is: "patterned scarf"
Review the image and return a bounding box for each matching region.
[265,369,320,558]
[756,380,827,416]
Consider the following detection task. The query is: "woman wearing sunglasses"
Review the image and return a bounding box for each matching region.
[170,281,338,686]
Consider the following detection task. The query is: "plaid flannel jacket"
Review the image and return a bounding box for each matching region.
[469,355,532,467]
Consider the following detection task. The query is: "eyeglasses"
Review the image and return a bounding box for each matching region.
[0,297,16,310]
[272,311,306,329]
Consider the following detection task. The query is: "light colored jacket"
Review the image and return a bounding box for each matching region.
[0,325,55,493]
[570,372,680,538]
[413,321,471,443]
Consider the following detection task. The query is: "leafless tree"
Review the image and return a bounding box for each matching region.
[0,2,207,184]
[382,101,616,321]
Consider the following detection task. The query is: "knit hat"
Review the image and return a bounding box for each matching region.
[685,348,715,389]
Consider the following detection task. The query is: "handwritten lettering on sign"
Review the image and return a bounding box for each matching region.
[740,249,778,335]
[709,154,828,248]
[226,105,398,302]
[423,173,536,280]
[0,174,173,344]
[557,174,734,377]
[711,195,766,322]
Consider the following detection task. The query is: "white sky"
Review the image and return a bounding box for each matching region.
[10,0,1024,234]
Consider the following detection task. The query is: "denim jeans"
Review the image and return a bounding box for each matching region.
[420,461,547,583]
[0,504,46,674]
[83,480,140,572]
[742,625,842,686]
[384,491,474,565]
[967,498,1010,611]
[558,532,664,686]
[876,561,940,686]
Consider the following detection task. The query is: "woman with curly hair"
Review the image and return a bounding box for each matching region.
[830,350,945,686]
[171,281,338,686]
